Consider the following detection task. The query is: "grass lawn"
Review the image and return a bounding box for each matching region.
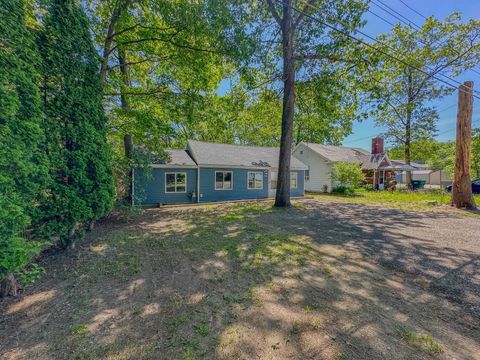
[311,190,480,215]
[1,200,479,359]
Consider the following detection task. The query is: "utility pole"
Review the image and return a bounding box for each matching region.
[452,81,476,209]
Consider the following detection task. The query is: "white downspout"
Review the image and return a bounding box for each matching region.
[196,166,200,203]
[131,168,135,206]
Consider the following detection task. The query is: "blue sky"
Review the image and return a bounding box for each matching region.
[342,0,480,150]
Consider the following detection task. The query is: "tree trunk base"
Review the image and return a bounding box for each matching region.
[0,273,18,298]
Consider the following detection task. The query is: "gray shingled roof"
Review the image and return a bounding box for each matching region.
[302,142,390,170]
[187,140,307,169]
[164,149,197,166]
[303,143,369,162]
[390,159,429,170]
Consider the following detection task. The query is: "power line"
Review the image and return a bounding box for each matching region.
[392,0,480,77]
[371,0,420,30]
[438,104,457,113]
[397,0,427,20]
[290,0,480,100]
[343,134,378,144]
[364,0,480,86]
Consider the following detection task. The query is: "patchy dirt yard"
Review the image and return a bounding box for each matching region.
[1,199,479,360]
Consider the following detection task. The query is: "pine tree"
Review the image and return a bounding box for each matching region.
[38,0,114,245]
[0,0,49,296]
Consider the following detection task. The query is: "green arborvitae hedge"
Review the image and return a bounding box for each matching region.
[0,0,115,293]
[0,0,49,287]
[37,0,115,246]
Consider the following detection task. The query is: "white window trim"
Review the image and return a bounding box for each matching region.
[290,171,298,189]
[215,171,233,190]
[165,172,187,193]
[247,171,264,190]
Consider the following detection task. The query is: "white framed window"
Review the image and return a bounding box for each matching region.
[305,167,310,181]
[247,171,264,189]
[290,171,298,189]
[215,171,233,190]
[165,172,187,193]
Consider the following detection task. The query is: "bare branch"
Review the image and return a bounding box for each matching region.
[107,55,175,70]
[107,23,179,40]
[105,88,180,97]
[293,0,316,29]
[293,54,346,62]
[266,0,282,26]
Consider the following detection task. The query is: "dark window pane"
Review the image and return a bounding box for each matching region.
[166,186,175,192]
[176,173,186,185]
[215,172,223,189]
[224,172,232,189]
[176,185,186,192]
[166,173,175,187]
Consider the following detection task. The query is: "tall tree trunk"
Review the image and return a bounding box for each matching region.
[452,81,476,209]
[118,47,134,202]
[100,0,131,83]
[275,0,295,207]
[405,72,413,188]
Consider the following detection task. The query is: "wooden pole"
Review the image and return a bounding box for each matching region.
[452,81,476,209]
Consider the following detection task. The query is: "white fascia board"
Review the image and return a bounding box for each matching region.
[148,164,197,169]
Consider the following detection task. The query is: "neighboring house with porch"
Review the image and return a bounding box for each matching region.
[133,140,307,205]
[292,137,404,192]
[390,160,452,187]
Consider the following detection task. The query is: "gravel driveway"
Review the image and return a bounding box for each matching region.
[291,199,480,316]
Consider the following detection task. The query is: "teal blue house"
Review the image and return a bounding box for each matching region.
[133,140,307,205]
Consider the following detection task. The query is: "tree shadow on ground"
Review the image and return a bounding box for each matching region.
[1,200,479,359]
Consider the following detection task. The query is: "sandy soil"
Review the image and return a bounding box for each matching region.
[1,199,479,360]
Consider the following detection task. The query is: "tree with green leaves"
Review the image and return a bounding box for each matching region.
[0,0,49,296]
[86,0,240,200]
[260,0,368,206]
[38,0,114,246]
[331,162,365,192]
[362,14,480,185]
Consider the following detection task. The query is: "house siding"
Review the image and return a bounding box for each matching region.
[199,167,269,202]
[134,167,197,205]
[134,166,305,205]
[290,170,305,197]
[293,144,332,192]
